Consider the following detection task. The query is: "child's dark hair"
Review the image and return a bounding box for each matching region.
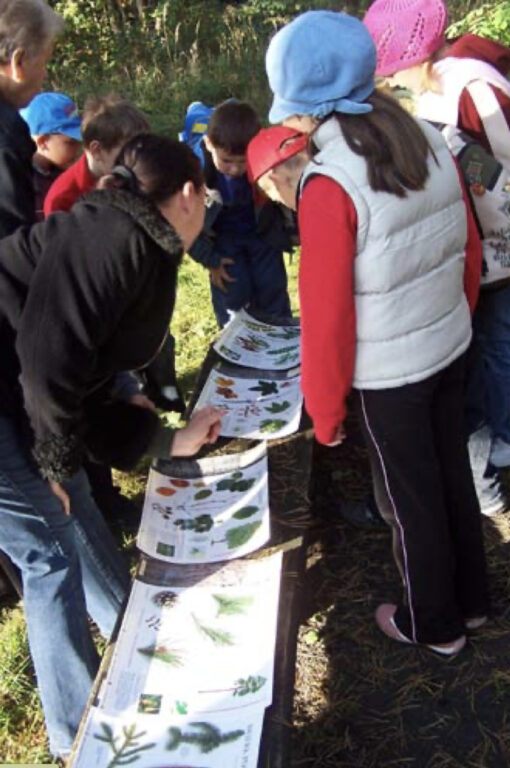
[208,100,261,155]
[104,133,203,204]
[322,90,433,198]
[82,94,150,150]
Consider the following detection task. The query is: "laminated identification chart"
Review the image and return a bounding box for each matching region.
[137,443,270,564]
[193,364,302,440]
[214,309,301,370]
[71,555,282,768]
[99,555,282,717]
[72,705,265,768]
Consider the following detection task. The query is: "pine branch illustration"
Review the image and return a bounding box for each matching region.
[212,594,254,617]
[94,722,156,768]
[191,613,235,645]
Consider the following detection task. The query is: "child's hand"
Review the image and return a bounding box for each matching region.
[171,406,225,457]
[210,257,236,292]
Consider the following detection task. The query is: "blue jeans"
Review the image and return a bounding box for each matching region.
[210,233,291,327]
[0,417,130,757]
[472,284,510,442]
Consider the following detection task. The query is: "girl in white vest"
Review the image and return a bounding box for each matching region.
[265,10,489,655]
[363,0,510,472]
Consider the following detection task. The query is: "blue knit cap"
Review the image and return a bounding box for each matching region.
[266,11,376,123]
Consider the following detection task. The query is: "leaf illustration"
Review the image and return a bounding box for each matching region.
[194,489,212,500]
[267,344,299,355]
[137,643,183,666]
[225,521,262,549]
[259,418,288,433]
[215,376,235,386]
[230,478,256,492]
[233,675,267,696]
[191,613,235,645]
[266,327,300,340]
[232,506,259,520]
[94,722,156,768]
[152,590,179,609]
[212,594,254,616]
[174,514,214,532]
[249,380,278,396]
[264,400,291,414]
[216,477,236,491]
[170,478,189,488]
[166,722,244,754]
[155,487,176,497]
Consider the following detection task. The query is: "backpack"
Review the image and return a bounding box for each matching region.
[179,101,215,165]
[439,123,510,290]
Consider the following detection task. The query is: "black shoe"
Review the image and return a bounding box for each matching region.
[337,494,387,530]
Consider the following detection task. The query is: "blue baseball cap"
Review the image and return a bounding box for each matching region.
[20,92,82,140]
[266,11,376,124]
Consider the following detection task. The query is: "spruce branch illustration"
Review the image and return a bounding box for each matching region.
[166,721,244,754]
[94,722,156,767]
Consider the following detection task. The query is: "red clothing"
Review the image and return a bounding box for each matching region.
[298,174,482,446]
[43,153,96,216]
[445,35,510,151]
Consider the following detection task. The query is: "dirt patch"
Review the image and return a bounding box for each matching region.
[292,427,510,768]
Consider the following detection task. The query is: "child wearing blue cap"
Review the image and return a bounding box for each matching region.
[266,10,489,655]
[20,91,82,220]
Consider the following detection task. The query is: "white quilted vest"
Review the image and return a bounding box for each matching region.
[299,118,472,389]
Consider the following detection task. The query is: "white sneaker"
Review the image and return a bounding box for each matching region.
[490,437,510,468]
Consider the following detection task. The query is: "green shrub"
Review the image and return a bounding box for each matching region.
[448,1,510,46]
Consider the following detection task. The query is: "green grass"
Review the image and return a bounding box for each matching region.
[0,251,299,763]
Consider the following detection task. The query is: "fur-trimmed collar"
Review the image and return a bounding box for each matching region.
[82,188,184,257]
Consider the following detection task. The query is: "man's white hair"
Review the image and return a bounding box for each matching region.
[0,0,63,63]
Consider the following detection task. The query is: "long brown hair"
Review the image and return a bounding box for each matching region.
[318,90,434,198]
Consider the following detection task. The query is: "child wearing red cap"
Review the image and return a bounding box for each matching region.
[246,126,309,209]
[364,0,510,473]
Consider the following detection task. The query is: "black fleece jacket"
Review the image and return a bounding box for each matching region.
[0,189,183,481]
[0,97,36,236]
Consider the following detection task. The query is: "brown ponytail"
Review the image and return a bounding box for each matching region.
[318,90,434,198]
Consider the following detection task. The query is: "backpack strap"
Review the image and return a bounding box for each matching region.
[466,80,510,171]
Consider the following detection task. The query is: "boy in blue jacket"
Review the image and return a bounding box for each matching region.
[189,100,292,326]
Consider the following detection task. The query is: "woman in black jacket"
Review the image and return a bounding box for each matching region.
[0,133,222,758]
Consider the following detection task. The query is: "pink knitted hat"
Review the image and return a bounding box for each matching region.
[363,0,448,76]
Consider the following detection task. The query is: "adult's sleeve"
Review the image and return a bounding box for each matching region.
[0,146,35,237]
[16,220,151,481]
[298,175,357,445]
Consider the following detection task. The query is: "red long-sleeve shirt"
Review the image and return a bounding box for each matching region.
[298,173,482,445]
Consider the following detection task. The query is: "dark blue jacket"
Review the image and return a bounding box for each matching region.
[189,141,296,268]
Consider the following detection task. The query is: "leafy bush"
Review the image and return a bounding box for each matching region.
[448,1,510,46]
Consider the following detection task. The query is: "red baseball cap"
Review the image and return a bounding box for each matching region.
[246,126,308,183]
